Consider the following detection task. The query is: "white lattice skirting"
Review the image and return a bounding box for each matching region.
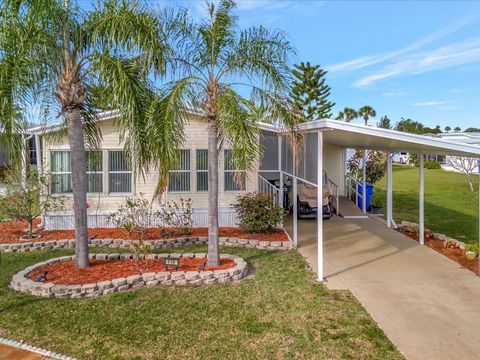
[45,208,239,230]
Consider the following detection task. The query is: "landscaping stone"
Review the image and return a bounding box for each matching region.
[11,252,249,298]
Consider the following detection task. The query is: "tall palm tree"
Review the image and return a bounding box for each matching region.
[358,105,376,126]
[151,0,295,266]
[0,0,176,268]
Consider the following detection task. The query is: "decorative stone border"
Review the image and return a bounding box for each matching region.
[400,221,467,249]
[0,236,292,253]
[11,253,249,299]
[0,337,77,360]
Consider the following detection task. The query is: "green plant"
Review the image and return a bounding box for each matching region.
[130,241,153,272]
[289,62,335,121]
[465,242,479,254]
[159,198,193,235]
[0,166,64,239]
[370,192,384,208]
[347,150,387,184]
[424,160,441,169]
[234,192,284,233]
[108,194,158,240]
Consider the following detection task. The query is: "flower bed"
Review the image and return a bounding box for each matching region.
[0,220,289,243]
[11,253,248,298]
[400,221,478,274]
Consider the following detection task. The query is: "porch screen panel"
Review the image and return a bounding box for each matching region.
[86,151,103,193]
[109,151,132,193]
[169,149,190,192]
[259,131,279,170]
[224,149,246,191]
[305,132,318,184]
[281,135,294,175]
[51,151,72,194]
[196,149,208,191]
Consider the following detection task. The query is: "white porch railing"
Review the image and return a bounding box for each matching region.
[258,175,280,206]
[326,177,339,215]
[345,174,364,208]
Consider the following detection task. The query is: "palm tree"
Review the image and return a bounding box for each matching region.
[152,1,295,266]
[0,0,175,268]
[336,108,358,123]
[358,105,376,126]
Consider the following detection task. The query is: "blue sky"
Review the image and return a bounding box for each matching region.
[167,0,480,130]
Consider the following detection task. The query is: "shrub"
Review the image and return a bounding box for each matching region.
[108,194,158,240]
[465,242,479,254]
[0,166,64,239]
[347,149,387,184]
[424,160,441,169]
[234,192,284,233]
[370,191,384,208]
[443,239,459,249]
[159,198,193,235]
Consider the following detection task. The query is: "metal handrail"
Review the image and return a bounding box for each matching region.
[326,178,339,215]
[345,174,364,208]
[258,175,280,206]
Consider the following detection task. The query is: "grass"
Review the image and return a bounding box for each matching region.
[0,247,402,359]
[375,165,479,243]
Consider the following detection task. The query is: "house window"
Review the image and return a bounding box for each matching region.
[108,151,132,193]
[224,149,246,191]
[86,151,103,193]
[196,149,208,191]
[169,149,190,192]
[51,151,72,194]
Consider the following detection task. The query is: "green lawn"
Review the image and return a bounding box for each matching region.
[0,247,402,359]
[376,165,479,243]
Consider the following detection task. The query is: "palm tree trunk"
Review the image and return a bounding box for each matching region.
[66,108,89,268]
[207,120,220,267]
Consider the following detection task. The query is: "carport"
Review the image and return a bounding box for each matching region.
[260,119,480,283]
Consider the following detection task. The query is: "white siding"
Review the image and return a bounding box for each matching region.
[41,116,258,214]
[323,143,345,196]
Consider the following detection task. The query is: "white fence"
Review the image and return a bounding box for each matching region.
[45,208,239,230]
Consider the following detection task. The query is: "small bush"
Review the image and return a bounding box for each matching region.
[465,242,479,254]
[108,194,158,240]
[370,191,383,208]
[424,160,441,169]
[234,192,284,233]
[159,198,193,235]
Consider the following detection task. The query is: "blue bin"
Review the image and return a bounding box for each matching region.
[357,183,374,211]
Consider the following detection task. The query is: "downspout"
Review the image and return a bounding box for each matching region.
[34,133,45,228]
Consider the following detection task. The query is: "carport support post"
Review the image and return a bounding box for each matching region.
[419,153,425,245]
[278,135,283,209]
[293,146,298,247]
[362,150,367,213]
[317,130,324,282]
[387,152,393,228]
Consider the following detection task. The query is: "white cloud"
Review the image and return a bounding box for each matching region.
[382,91,408,97]
[327,14,476,74]
[411,101,446,106]
[354,36,480,87]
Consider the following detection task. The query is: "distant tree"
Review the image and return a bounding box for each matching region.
[336,107,358,122]
[465,127,480,133]
[454,126,461,133]
[377,115,392,129]
[358,105,376,126]
[423,126,442,134]
[347,150,387,184]
[395,118,425,134]
[445,126,452,132]
[289,62,335,121]
[446,157,479,192]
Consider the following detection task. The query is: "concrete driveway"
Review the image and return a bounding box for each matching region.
[285,215,480,360]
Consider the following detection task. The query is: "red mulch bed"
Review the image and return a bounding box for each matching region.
[402,230,479,274]
[0,220,288,244]
[27,257,236,285]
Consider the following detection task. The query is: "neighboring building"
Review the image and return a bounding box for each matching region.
[425,132,480,172]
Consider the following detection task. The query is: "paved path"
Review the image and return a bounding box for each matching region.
[0,344,48,359]
[285,215,480,360]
